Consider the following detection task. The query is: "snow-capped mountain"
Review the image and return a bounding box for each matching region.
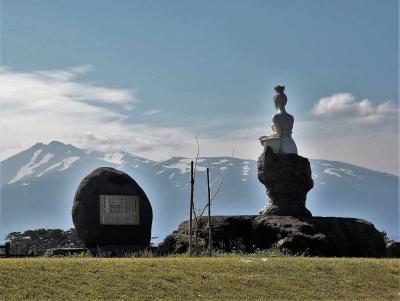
[0,141,398,243]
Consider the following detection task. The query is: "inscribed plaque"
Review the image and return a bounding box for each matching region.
[99,195,139,225]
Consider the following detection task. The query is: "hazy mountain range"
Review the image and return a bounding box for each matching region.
[0,141,398,243]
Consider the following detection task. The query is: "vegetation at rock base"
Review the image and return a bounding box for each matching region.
[0,257,398,300]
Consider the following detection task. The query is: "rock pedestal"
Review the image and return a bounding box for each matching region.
[72,167,152,250]
[257,146,313,217]
[160,215,386,257]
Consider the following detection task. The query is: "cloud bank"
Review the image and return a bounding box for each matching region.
[0,66,195,160]
[307,93,399,175]
[311,93,398,125]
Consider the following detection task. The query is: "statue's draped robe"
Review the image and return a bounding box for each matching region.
[260,112,298,154]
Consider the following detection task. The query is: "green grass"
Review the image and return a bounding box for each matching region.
[0,257,399,300]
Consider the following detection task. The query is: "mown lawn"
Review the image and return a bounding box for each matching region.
[0,257,398,300]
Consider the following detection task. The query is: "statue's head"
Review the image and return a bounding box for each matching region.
[273,85,287,110]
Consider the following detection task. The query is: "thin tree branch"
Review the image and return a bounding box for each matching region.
[199,148,235,217]
[193,136,200,182]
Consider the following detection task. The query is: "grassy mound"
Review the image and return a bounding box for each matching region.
[0,257,398,300]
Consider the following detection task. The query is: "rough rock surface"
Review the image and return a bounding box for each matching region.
[72,167,152,248]
[257,147,313,217]
[161,215,386,257]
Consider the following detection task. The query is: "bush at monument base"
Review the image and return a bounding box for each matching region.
[72,167,153,248]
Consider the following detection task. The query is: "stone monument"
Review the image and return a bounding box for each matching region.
[72,167,152,254]
[258,85,313,217]
[160,84,386,258]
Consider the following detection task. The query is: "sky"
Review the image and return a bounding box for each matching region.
[0,0,399,175]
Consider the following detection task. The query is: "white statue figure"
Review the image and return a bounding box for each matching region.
[259,85,298,154]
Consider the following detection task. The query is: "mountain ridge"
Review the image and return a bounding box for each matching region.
[0,141,398,243]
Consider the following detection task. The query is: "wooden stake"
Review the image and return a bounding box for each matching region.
[207,168,212,257]
[5,242,10,258]
[189,161,194,256]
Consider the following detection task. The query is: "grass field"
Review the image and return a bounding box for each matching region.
[0,257,399,300]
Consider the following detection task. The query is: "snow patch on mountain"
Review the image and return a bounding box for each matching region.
[212,159,229,165]
[242,161,250,177]
[102,153,125,165]
[9,150,54,184]
[339,168,361,179]
[323,168,342,178]
[323,167,361,179]
[36,157,80,176]
[163,158,207,174]
[37,162,62,177]
[60,157,80,171]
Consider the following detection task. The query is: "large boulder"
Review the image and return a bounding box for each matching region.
[72,167,152,248]
[257,147,313,217]
[162,215,386,257]
[253,215,385,257]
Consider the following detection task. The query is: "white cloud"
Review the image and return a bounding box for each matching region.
[72,125,195,160]
[311,93,398,125]
[0,66,196,160]
[0,66,137,113]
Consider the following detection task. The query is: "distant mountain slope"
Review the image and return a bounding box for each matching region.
[0,141,398,243]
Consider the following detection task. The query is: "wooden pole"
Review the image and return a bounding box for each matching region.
[5,242,10,258]
[207,168,212,257]
[189,161,194,256]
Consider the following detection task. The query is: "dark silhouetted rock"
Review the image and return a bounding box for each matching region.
[72,167,152,248]
[386,242,400,258]
[257,147,313,217]
[162,215,386,257]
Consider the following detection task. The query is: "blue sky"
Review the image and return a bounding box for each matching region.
[1,0,398,174]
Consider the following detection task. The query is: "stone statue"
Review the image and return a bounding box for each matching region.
[259,85,298,154]
[257,85,312,218]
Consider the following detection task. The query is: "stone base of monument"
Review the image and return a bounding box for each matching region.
[257,147,314,218]
[160,215,386,257]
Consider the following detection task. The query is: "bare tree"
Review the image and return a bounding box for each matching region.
[188,137,200,256]
[199,148,235,218]
[187,138,234,255]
